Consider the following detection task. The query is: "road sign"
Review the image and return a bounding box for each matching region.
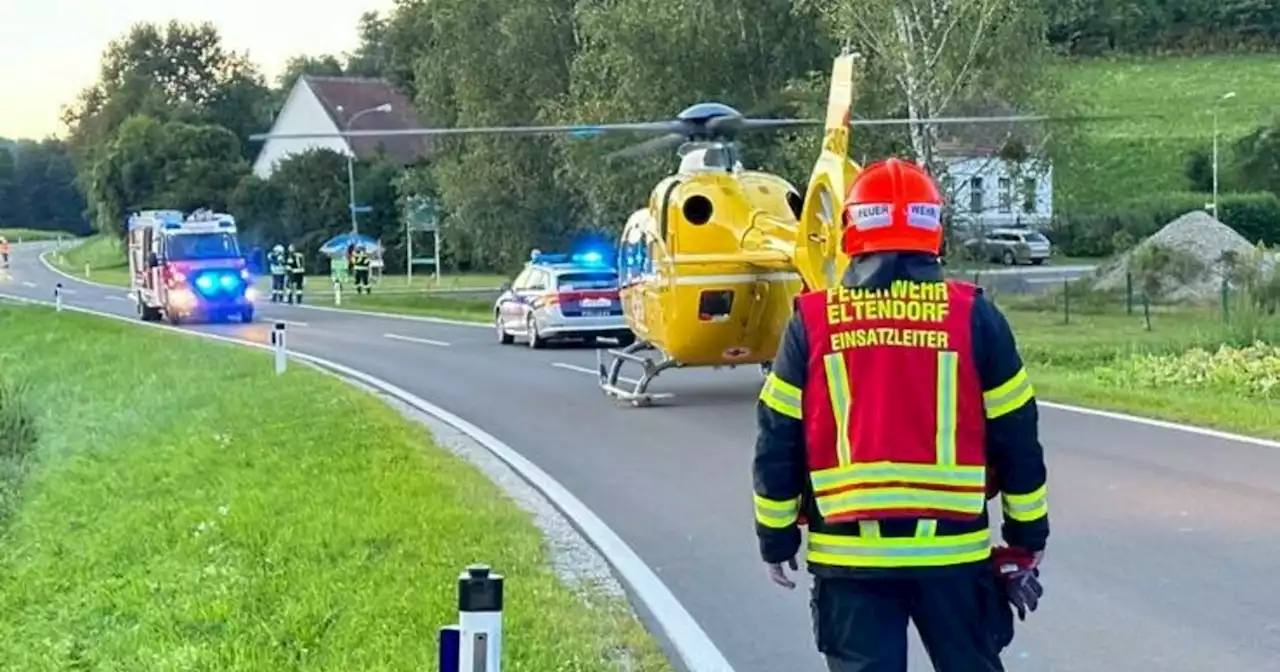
[351,204,373,214]
[405,195,438,232]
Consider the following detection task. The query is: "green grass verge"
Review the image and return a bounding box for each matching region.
[0,306,670,671]
[324,292,494,322]
[1055,53,1280,205]
[47,234,131,287]
[0,228,82,243]
[1004,304,1280,439]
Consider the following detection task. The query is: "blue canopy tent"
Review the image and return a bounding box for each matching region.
[319,233,383,257]
[320,233,385,285]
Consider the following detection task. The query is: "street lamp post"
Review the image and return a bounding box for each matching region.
[1211,91,1236,218]
[336,103,393,235]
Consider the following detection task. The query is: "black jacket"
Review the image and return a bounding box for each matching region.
[753,252,1049,577]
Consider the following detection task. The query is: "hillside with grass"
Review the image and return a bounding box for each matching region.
[1054,53,1280,206]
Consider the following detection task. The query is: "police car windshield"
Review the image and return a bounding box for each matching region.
[557,272,616,290]
[167,232,240,260]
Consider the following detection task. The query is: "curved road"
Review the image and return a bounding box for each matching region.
[4,242,1279,672]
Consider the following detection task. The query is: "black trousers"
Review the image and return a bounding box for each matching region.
[270,274,285,291]
[812,564,1012,672]
[354,268,370,290]
[287,273,304,291]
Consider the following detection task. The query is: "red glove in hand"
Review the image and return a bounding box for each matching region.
[992,546,1044,621]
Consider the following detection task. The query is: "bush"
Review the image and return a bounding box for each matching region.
[1048,191,1280,256]
[1094,343,1280,398]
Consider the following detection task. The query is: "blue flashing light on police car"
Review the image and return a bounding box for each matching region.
[495,246,635,348]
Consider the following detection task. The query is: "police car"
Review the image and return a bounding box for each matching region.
[494,249,635,348]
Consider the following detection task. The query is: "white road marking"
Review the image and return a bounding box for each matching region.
[267,319,308,327]
[552,361,640,386]
[105,295,125,301]
[384,332,450,347]
[20,281,36,288]
[0,290,737,672]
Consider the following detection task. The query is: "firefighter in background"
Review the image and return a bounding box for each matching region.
[753,158,1048,671]
[0,236,9,269]
[285,244,306,304]
[351,244,372,294]
[267,244,287,303]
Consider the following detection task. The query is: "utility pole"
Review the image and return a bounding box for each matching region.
[1211,91,1236,218]
[336,103,393,235]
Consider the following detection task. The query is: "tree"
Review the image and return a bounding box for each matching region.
[275,55,345,90]
[1184,148,1214,192]
[805,0,1059,167]
[1232,118,1280,197]
[0,148,14,227]
[344,12,392,77]
[63,21,272,162]
[7,140,89,234]
[87,115,248,236]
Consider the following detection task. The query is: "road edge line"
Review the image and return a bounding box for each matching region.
[0,291,736,672]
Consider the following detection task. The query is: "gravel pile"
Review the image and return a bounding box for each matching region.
[1094,210,1264,302]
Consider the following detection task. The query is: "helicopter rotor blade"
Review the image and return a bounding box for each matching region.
[847,113,1149,126]
[604,133,687,162]
[247,120,684,142]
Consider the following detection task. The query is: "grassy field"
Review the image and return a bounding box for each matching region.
[1054,53,1280,205]
[0,228,81,243]
[0,306,669,671]
[47,234,131,286]
[999,287,1280,438]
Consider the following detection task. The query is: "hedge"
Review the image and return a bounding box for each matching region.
[1047,191,1280,257]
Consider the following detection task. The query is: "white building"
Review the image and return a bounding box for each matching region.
[252,76,433,179]
[935,147,1054,231]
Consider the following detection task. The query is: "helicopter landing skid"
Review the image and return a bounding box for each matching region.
[596,341,677,407]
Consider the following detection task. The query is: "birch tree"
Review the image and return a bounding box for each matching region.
[804,0,1056,167]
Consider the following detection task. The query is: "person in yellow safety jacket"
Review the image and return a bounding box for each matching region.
[351,245,372,295]
[285,244,306,304]
[0,236,9,268]
[753,157,1048,672]
[267,244,287,303]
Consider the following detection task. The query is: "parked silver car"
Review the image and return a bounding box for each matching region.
[494,253,636,348]
[961,227,1052,265]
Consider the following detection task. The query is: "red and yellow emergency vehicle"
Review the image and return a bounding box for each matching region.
[127,209,256,324]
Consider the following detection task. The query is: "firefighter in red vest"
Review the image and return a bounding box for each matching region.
[753,158,1049,671]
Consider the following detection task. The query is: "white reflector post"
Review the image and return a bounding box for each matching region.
[458,564,503,672]
[271,321,287,374]
[333,278,342,306]
[55,283,62,312]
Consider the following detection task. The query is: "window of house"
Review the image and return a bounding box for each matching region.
[1022,177,1037,213]
[998,177,1012,213]
[968,177,984,214]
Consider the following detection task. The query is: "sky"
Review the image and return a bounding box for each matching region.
[0,0,395,140]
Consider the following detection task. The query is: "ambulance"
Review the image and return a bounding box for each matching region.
[127,209,257,324]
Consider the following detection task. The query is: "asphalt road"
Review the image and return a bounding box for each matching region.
[957,264,1098,296]
[3,243,1278,672]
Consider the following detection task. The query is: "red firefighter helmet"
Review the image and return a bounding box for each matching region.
[841,158,944,257]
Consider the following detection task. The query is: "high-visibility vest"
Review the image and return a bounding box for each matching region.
[268,253,285,275]
[352,252,370,270]
[794,279,988,524]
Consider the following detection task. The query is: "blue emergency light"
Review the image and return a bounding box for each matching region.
[192,270,245,298]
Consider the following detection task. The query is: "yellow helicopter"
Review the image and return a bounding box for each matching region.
[249,53,1077,406]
